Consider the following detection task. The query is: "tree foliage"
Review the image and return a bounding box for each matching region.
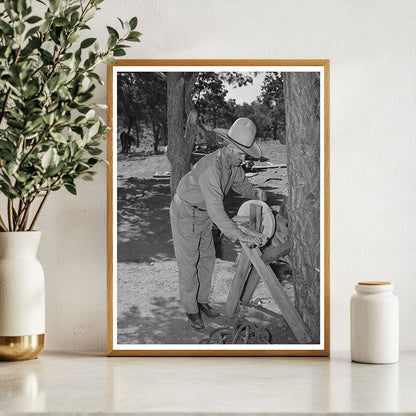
[117,72,166,152]
[0,0,141,231]
[260,72,286,143]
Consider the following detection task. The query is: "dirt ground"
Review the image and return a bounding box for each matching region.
[116,140,298,345]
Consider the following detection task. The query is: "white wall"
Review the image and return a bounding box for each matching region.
[37,0,416,351]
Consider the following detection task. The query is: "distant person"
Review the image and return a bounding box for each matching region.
[170,117,267,330]
[120,131,135,153]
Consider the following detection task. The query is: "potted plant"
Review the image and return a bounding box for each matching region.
[0,0,140,360]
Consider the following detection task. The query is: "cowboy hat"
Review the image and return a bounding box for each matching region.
[214,117,261,159]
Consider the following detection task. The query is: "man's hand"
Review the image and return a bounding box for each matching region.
[238,231,268,248]
[255,188,267,202]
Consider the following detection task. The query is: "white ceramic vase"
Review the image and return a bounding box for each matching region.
[0,231,45,361]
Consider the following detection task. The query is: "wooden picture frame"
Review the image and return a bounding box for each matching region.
[107,60,330,356]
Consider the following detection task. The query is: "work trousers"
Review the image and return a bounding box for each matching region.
[170,196,216,314]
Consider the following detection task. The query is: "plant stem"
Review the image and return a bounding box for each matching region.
[18,121,57,169]
[14,199,23,231]
[0,88,12,125]
[20,200,33,231]
[0,214,8,232]
[15,199,27,231]
[7,199,14,231]
[29,190,50,231]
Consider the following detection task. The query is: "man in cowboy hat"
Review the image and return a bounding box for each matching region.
[169,117,268,331]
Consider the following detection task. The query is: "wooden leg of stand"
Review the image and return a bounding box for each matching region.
[241,241,291,305]
[242,245,312,344]
[240,203,263,305]
[241,268,261,305]
[224,251,252,317]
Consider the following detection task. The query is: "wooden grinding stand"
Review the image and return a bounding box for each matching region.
[225,200,312,344]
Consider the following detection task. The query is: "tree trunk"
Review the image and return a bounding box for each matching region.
[134,120,140,147]
[152,120,161,154]
[283,72,321,342]
[166,72,198,198]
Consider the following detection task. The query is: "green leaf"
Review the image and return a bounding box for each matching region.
[88,120,100,138]
[107,33,117,49]
[59,29,67,47]
[17,0,27,14]
[70,11,80,26]
[64,183,76,195]
[77,171,95,181]
[23,83,39,99]
[129,17,138,30]
[5,162,18,176]
[113,47,126,57]
[25,25,40,39]
[85,109,95,120]
[49,0,60,13]
[75,93,93,104]
[106,26,119,39]
[68,33,80,44]
[26,15,42,24]
[127,31,141,42]
[14,171,28,183]
[0,20,13,35]
[50,131,67,143]
[80,37,96,49]
[16,21,25,35]
[42,112,54,125]
[25,117,44,133]
[48,76,60,92]
[87,147,102,156]
[45,165,62,177]
[4,1,16,19]
[41,148,55,169]
[87,158,100,166]
[63,146,71,160]
[117,17,125,29]
[54,17,69,27]
[103,56,117,65]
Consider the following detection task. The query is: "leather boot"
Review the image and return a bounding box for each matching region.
[186,312,205,330]
[198,302,220,318]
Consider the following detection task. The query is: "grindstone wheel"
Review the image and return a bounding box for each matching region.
[237,200,275,238]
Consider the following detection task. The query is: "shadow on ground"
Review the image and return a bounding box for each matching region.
[117,177,173,263]
[117,177,286,264]
[117,296,297,345]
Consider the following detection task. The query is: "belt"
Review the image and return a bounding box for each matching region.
[174,194,206,211]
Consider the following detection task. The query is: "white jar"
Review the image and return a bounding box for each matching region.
[350,281,399,364]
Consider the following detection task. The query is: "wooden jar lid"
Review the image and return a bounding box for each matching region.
[358,281,391,285]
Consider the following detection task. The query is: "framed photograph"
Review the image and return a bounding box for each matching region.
[107,60,330,356]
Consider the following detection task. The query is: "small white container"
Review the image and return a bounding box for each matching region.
[350,281,399,364]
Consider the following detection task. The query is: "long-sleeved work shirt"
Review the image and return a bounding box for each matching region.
[175,148,258,242]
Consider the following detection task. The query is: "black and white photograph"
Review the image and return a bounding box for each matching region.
[107,61,329,355]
